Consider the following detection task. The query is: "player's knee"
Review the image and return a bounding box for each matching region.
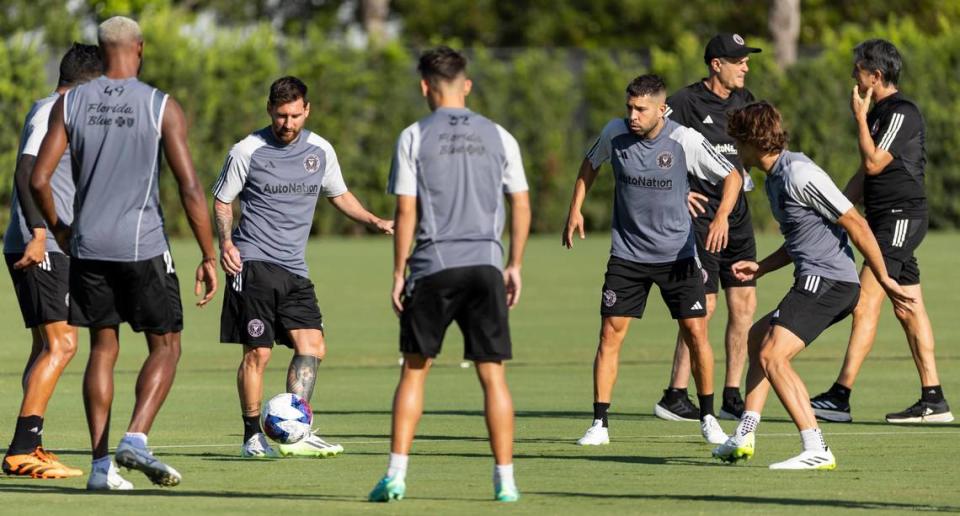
[757,343,787,376]
[730,298,756,324]
[244,347,272,370]
[48,332,78,362]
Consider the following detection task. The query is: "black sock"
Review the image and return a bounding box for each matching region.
[829,382,852,401]
[242,414,261,442]
[921,385,944,403]
[697,394,715,419]
[664,387,688,401]
[9,415,43,454]
[722,386,741,402]
[593,402,610,428]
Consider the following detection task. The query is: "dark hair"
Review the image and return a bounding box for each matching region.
[625,74,666,98]
[58,43,102,87]
[853,39,902,86]
[727,101,788,153]
[268,76,308,107]
[418,46,467,87]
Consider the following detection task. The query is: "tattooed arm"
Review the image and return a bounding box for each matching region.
[215,199,242,276]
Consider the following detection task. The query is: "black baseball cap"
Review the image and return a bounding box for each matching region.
[704,33,762,63]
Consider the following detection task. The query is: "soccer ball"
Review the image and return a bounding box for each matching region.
[261,393,313,444]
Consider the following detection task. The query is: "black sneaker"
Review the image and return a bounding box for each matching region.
[653,390,699,421]
[719,394,744,421]
[810,391,852,423]
[885,399,955,423]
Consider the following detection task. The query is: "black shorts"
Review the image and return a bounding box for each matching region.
[693,222,757,294]
[69,252,183,334]
[770,275,860,345]
[868,214,927,285]
[5,252,70,328]
[400,265,511,361]
[220,260,323,348]
[600,255,707,320]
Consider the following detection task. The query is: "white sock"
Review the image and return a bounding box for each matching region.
[737,411,761,437]
[493,463,516,491]
[800,428,827,452]
[122,432,148,448]
[386,452,408,482]
[92,456,112,473]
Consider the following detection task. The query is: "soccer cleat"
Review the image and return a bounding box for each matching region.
[712,431,755,464]
[810,391,852,423]
[277,432,344,458]
[700,414,728,445]
[2,447,83,479]
[885,399,954,423]
[495,484,520,502]
[241,433,279,458]
[576,419,609,446]
[115,440,181,487]
[719,395,745,421]
[654,390,700,421]
[87,463,134,490]
[768,448,836,470]
[368,475,405,502]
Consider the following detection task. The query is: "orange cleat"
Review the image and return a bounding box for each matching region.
[3,447,83,479]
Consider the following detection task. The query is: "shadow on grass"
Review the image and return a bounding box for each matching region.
[317,408,658,421]
[528,491,960,512]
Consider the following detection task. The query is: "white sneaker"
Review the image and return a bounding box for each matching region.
[241,433,279,458]
[115,439,182,487]
[87,462,134,491]
[576,419,609,446]
[769,448,836,470]
[277,432,344,458]
[712,431,755,463]
[700,414,728,445]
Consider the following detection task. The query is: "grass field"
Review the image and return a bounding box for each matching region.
[0,233,958,515]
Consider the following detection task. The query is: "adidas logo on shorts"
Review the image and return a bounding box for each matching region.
[690,301,703,311]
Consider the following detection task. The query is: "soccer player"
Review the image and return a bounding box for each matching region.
[655,34,761,422]
[2,43,101,480]
[213,76,393,459]
[565,74,743,448]
[809,39,952,424]
[368,46,530,503]
[30,16,218,490]
[713,101,914,469]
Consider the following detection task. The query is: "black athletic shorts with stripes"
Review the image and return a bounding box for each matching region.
[600,255,707,320]
[769,275,860,345]
[868,212,927,286]
[69,251,183,333]
[400,265,512,361]
[5,252,70,328]
[220,260,324,348]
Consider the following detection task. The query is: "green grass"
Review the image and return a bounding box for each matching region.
[0,233,958,515]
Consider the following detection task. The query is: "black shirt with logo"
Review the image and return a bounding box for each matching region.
[864,92,927,220]
[666,81,754,230]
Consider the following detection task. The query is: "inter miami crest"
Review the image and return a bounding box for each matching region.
[303,154,321,173]
[733,34,745,45]
[247,319,265,338]
[656,151,674,169]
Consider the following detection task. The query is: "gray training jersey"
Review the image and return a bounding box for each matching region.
[387,107,528,282]
[586,117,734,263]
[765,151,859,283]
[4,93,75,254]
[63,76,169,261]
[213,128,348,277]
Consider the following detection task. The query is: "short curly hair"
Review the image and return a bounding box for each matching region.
[727,101,787,153]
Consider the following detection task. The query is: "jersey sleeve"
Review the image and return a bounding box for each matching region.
[585,119,623,169]
[21,103,53,157]
[319,144,348,197]
[497,125,529,193]
[875,106,922,157]
[212,148,250,203]
[387,125,419,196]
[789,163,854,223]
[663,90,689,125]
[676,126,734,184]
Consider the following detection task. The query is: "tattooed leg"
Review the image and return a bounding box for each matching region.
[287,355,319,402]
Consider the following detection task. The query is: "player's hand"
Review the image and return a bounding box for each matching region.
[195,258,218,307]
[880,276,916,317]
[563,211,585,249]
[731,260,759,281]
[373,218,395,235]
[851,84,873,121]
[391,274,405,316]
[687,192,709,217]
[14,235,46,270]
[220,240,243,276]
[503,265,522,308]
[705,216,729,253]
